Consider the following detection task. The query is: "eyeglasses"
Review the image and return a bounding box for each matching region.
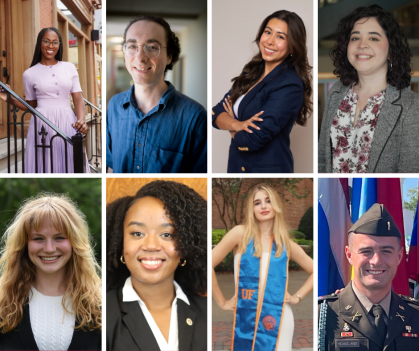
[123,43,166,58]
[42,39,60,47]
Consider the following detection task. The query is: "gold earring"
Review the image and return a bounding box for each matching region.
[120,255,126,264]
[180,259,187,266]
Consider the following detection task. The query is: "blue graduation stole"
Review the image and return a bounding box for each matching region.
[232,238,289,351]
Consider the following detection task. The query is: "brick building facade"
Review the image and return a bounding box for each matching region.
[212,178,313,230]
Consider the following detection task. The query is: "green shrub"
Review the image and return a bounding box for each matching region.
[298,206,313,240]
[212,229,226,245]
[291,230,305,239]
[289,239,313,271]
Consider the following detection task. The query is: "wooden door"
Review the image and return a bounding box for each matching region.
[0,0,9,139]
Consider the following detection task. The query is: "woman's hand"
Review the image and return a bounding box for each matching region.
[222,96,234,119]
[231,112,264,133]
[0,84,11,102]
[285,292,300,305]
[220,295,236,311]
[72,119,88,135]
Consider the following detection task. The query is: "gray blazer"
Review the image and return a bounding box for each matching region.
[318,81,419,173]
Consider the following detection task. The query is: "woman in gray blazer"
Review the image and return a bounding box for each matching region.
[318,5,419,173]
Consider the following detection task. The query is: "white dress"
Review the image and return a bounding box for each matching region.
[234,252,294,351]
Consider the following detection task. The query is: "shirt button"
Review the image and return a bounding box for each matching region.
[55,83,58,85]
[137,166,140,169]
[57,93,59,95]
[241,167,245,171]
[50,66,52,68]
[138,143,141,147]
[53,74,55,77]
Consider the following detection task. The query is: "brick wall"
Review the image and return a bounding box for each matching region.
[212,178,313,230]
[40,0,53,29]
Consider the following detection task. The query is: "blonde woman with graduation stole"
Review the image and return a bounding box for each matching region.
[212,185,313,351]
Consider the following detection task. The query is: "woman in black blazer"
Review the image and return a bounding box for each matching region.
[106,180,207,351]
[212,10,312,173]
[0,195,101,350]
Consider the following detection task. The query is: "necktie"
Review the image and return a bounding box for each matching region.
[372,304,387,347]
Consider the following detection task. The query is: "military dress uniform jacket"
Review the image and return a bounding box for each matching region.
[212,61,303,173]
[106,288,207,351]
[318,284,419,351]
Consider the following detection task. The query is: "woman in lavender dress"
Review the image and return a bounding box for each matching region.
[0,27,90,173]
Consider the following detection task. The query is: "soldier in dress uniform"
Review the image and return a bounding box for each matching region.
[318,203,419,351]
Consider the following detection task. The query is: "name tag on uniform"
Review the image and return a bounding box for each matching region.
[335,339,360,347]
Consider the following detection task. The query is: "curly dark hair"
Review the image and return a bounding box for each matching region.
[229,10,312,126]
[30,28,63,67]
[330,4,412,90]
[122,15,181,73]
[106,180,206,295]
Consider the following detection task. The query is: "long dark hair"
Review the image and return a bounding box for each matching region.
[330,5,412,90]
[30,28,63,67]
[106,181,207,295]
[229,10,312,126]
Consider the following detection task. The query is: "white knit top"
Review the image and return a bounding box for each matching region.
[29,286,75,351]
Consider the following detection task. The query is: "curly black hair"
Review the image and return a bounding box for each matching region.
[106,180,207,295]
[122,15,181,73]
[330,4,412,90]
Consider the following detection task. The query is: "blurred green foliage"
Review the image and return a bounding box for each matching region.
[290,230,305,239]
[212,229,227,245]
[0,178,101,264]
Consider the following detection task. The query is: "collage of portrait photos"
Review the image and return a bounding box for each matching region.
[0,1,418,351]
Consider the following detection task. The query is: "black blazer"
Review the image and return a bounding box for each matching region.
[212,61,304,173]
[106,288,207,351]
[0,304,101,350]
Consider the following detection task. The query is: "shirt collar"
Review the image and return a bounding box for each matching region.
[122,81,175,111]
[122,276,190,306]
[351,280,392,316]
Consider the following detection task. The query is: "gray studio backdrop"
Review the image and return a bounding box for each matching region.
[212,0,314,173]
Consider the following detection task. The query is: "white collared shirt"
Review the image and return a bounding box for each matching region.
[122,277,190,351]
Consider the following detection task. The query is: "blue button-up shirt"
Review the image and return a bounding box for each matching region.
[106,82,207,173]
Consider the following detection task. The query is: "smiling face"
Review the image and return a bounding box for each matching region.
[345,233,402,295]
[123,196,180,289]
[347,17,389,78]
[40,30,60,61]
[259,18,289,67]
[253,190,276,222]
[124,20,172,87]
[28,222,72,277]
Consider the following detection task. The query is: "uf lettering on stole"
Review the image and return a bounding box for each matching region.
[241,289,255,300]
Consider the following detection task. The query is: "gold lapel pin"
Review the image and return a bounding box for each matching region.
[343,323,350,332]
[406,326,412,333]
[399,305,405,311]
[345,305,352,310]
[186,318,193,326]
[388,221,390,230]
[396,312,405,322]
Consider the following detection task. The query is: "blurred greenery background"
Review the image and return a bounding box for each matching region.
[0,178,101,264]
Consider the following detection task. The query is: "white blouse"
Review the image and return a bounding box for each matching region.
[122,276,190,351]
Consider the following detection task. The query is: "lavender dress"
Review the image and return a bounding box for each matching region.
[23,61,90,173]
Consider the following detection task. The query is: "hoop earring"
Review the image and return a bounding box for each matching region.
[180,259,187,266]
[120,255,126,264]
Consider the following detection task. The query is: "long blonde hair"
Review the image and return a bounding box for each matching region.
[0,193,101,333]
[239,185,291,257]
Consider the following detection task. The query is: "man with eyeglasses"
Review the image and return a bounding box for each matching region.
[106,15,207,173]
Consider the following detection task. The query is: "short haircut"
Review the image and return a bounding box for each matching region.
[122,15,181,73]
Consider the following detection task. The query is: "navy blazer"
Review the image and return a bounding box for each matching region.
[0,304,101,350]
[106,288,207,351]
[212,61,304,173]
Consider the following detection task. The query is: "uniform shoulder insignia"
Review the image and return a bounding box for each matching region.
[399,294,419,306]
[318,293,339,304]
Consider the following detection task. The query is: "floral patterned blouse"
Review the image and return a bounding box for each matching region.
[330,84,386,173]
